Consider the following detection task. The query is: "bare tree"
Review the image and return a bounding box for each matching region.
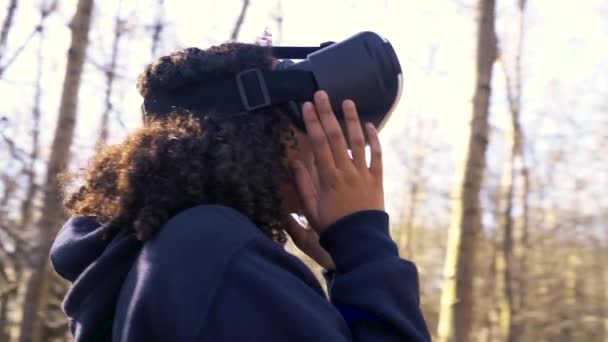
[17,1,57,233]
[394,117,436,259]
[98,0,125,147]
[495,1,528,341]
[0,172,19,341]
[437,0,497,341]
[510,4,531,336]
[0,2,54,338]
[19,0,94,341]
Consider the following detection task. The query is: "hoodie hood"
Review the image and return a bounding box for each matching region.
[50,216,142,341]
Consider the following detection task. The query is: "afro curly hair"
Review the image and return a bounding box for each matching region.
[61,43,297,242]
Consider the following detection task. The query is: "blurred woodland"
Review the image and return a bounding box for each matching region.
[0,0,607,341]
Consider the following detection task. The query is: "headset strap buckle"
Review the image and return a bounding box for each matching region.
[236,68,271,111]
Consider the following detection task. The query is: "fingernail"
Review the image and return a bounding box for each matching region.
[366,122,376,132]
[303,101,315,112]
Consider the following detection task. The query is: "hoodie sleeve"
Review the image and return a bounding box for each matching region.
[320,210,431,341]
[199,210,430,342]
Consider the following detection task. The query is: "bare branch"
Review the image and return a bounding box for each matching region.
[18,1,52,232]
[0,0,56,77]
[272,0,284,45]
[0,283,17,298]
[86,56,129,80]
[0,27,37,77]
[150,0,164,57]
[0,128,29,166]
[98,0,126,146]
[230,0,251,41]
[0,0,18,59]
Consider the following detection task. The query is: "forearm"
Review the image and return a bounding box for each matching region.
[320,210,431,342]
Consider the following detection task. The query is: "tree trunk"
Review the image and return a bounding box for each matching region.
[515,162,530,339]
[399,182,419,259]
[512,3,530,340]
[497,2,528,340]
[18,0,94,341]
[604,242,608,341]
[560,253,580,341]
[480,229,498,342]
[437,1,497,341]
[496,142,515,342]
[0,292,9,342]
[0,254,18,341]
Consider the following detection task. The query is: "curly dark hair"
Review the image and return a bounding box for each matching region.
[61,43,296,242]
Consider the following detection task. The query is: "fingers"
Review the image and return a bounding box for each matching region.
[290,160,319,223]
[304,91,380,179]
[284,214,336,271]
[342,99,367,169]
[313,91,351,167]
[302,101,337,184]
[366,123,383,180]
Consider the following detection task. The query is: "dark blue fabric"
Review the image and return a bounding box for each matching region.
[320,210,431,341]
[334,303,388,328]
[50,204,430,341]
[50,217,142,341]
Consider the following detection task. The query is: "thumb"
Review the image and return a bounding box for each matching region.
[284,214,311,246]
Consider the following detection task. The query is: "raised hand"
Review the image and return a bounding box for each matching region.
[290,90,385,235]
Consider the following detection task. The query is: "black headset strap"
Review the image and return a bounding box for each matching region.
[272,42,335,59]
[142,41,336,118]
[272,47,320,59]
[143,69,318,118]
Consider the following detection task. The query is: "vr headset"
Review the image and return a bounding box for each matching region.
[143,31,403,136]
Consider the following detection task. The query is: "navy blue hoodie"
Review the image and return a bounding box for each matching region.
[50,204,431,341]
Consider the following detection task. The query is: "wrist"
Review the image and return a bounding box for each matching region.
[319,210,398,273]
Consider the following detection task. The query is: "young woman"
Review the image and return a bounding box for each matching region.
[51,43,430,341]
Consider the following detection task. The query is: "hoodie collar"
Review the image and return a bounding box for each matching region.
[50,216,142,341]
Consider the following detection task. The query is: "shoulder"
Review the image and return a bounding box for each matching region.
[199,235,347,341]
[133,204,267,292]
[113,205,271,339]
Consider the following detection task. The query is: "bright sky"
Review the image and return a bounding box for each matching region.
[1,0,607,221]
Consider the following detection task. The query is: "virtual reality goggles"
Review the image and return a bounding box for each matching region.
[143,31,403,135]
